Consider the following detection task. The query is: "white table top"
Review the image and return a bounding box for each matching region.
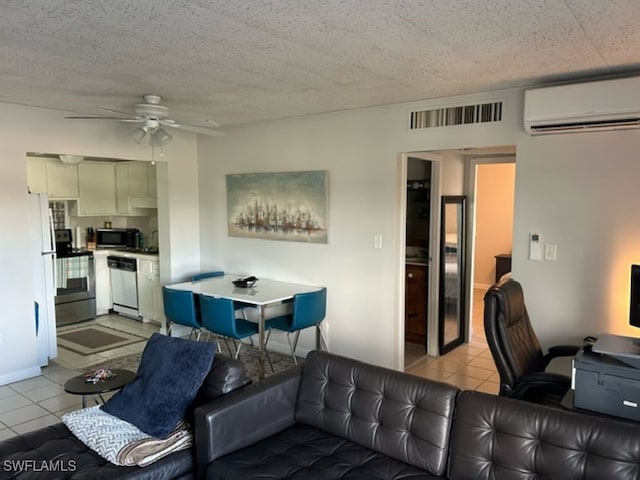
[166,274,323,306]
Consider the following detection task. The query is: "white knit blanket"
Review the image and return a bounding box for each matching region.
[62,406,192,467]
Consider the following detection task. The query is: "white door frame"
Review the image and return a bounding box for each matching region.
[464,154,516,341]
[397,152,443,367]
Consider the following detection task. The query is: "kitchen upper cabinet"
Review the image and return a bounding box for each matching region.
[27,157,80,198]
[27,157,47,193]
[137,258,163,323]
[129,162,157,208]
[76,163,117,215]
[116,162,157,213]
[46,160,80,198]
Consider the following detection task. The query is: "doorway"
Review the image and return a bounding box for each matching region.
[404,158,432,352]
[401,146,515,369]
[467,159,516,343]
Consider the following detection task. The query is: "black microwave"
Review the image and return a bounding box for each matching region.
[96,228,139,248]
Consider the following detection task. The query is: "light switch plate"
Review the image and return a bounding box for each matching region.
[544,244,557,261]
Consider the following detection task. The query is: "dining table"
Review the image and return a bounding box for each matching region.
[165,274,324,378]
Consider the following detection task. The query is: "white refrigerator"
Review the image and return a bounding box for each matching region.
[28,193,58,366]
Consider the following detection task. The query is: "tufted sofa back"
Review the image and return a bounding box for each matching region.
[295,350,459,476]
[449,391,640,480]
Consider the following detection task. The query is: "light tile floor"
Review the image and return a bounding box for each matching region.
[404,288,499,395]
[0,289,497,442]
[0,314,158,442]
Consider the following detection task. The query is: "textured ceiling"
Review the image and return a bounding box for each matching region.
[2,0,640,128]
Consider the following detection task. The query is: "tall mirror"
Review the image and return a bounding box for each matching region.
[439,196,466,354]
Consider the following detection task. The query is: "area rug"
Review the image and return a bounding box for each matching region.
[57,325,146,356]
[84,340,301,383]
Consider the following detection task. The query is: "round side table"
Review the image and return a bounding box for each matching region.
[64,369,136,408]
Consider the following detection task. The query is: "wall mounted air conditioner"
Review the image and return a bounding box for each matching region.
[523,76,640,135]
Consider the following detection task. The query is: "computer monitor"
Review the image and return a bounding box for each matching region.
[590,265,640,369]
[631,264,640,328]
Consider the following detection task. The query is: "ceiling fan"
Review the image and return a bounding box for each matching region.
[65,94,224,146]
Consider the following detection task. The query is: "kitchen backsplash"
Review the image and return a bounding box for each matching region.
[70,215,158,248]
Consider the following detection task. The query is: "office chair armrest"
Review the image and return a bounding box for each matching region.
[507,371,571,399]
[543,345,580,365]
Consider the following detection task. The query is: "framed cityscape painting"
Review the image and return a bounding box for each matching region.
[226,170,329,244]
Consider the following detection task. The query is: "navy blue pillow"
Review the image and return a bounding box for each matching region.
[101,332,216,438]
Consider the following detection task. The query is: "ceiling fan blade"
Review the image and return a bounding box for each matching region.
[166,122,225,136]
[64,115,130,120]
[96,107,138,118]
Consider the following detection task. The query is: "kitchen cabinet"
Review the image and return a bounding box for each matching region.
[115,164,131,214]
[116,162,157,214]
[47,161,80,198]
[45,159,80,198]
[27,157,48,193]
[27,157,82,198]
[76,163,117,215]
[94,251,111,315]
[137,258,163,323]
[129,162,157,208]
[405,263,427,344]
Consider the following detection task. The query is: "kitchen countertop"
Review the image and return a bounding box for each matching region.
[406,258,428,266]
[92,248,159,260]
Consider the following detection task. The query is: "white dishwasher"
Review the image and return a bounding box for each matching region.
[107,256,139,319]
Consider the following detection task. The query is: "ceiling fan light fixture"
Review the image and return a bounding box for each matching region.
[59,154,84,165]
[151,128,172,146]
[132,126,148,144]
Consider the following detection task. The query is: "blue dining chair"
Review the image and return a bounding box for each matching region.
[191,271,224,281]
[162,286,202,340]
[200,295,273,369]
[192,270,252,319]
[265,288,327,365]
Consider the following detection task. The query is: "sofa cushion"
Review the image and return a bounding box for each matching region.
[102,332,216,438]
[206,423,442,479]
[294,351,459,476]
[449,390,640,480]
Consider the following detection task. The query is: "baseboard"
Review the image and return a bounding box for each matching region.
[0,366,41,386]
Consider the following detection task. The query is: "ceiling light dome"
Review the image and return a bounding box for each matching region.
[59,154,84,165]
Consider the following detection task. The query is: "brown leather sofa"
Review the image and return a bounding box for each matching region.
[0,356,248,480]
[196,350,640,480]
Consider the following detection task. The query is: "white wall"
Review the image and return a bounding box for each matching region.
[197,91,523,369]
[515,130,640,344]
[0,102,199,384]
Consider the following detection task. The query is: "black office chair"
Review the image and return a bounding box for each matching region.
[484,277,580,406]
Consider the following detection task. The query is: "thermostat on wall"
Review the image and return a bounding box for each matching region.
[529,232,541,261]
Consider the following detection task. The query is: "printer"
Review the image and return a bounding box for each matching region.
[573,348,640,421]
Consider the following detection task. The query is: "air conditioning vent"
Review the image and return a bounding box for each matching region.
[409,102,503,130]
[529,117,640,134]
